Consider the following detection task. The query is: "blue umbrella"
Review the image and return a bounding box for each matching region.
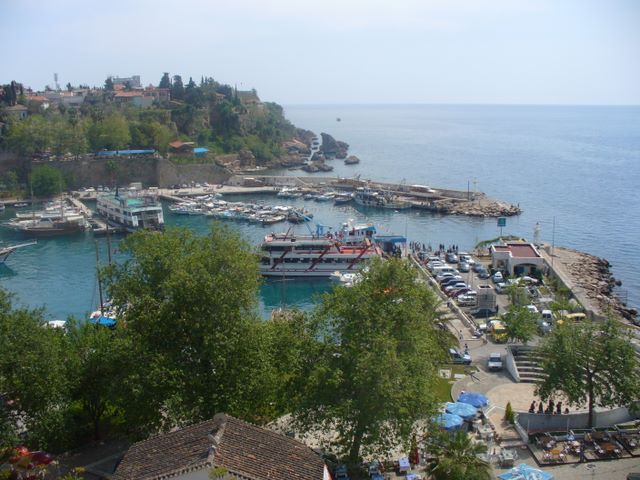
[445,401,478,419]
[432,413,464,430]
[89,316,117,328]
[497,463,554,480]
[458,391,489,408]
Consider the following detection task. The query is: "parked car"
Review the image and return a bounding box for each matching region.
[457,295,477,307]
[492,271,504,283]
[440,276,463,287]
[495,282,507,294]
[449,287,474,298]
[449,347,471,365]
[458,262,470,272]
[445,252,459,263]
[444,283,467,293]
[471,307,497,318]
[476,266,490,278]
[335,465,350,480]
[487,352,503,371]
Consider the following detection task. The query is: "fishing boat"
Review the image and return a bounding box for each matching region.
[13,202,28,208]
[354,187,412,209]
[277,187,303,199]
[96,190,164,232]
[334,193,353,204]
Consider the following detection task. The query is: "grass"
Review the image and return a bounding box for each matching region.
[433,365,477,402]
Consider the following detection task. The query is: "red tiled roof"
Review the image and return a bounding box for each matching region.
[114,91,143,98]
[505,243,540,258]
[27,95,48,102]
[113,414,326,480]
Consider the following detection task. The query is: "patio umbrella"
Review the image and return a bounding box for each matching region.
[458,391,489,408]
[445,401,478,419]
[432,413,464,430]
[497,463,554,480]
[90,316,117,328]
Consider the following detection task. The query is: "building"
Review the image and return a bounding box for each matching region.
[4,104,28,119]
[114,91,153,108]
[490,242,545,276]
[112,75,142,88]
[26,95,50,109]
[112,413,330,480]
[169,140,196,152]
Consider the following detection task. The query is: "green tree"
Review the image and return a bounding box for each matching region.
[171,75,185,100]
[536,318,640,427]
[427,430,490,480]
[1,171,18,192]
[5,116,53,156]
[104,76,114,91]
[502,305,538,344]
[87,113,131,151]
[30,165,65,197]
[159,72,171,89]
[0,290,73,450]
[295,258,442,464]
[103,226,265,433]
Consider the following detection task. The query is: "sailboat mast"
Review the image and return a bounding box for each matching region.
[95,240,104,315]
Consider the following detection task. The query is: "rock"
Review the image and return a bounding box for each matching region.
[344,155,360,165]
[320,133,349,159]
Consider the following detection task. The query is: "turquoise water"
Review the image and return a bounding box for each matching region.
[1,105,638,318]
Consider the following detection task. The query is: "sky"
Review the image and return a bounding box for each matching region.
[2,0,639,105]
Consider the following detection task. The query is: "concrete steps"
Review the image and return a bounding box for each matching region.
[510,346,547,384]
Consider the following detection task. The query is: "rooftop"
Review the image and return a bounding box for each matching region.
[113,413,326,480]
[493,243,540,258]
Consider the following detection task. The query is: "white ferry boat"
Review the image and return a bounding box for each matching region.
[96,191,164,232]
[354,187,412,209]
[259,231,382,278]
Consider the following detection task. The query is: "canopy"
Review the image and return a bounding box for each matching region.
[89,316,117,328]
[445,401,478,419]
[497,463,554,480]
[458,392,489,408]
[398,457,410,470]
[432,413,464,430]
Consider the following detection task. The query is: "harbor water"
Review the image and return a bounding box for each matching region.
[0,105,638,319]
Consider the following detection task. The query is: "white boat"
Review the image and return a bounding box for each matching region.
[277,187,303,199]
[96,191,164,232]
[259,226,383,278]
[354,187,412,209]
[329,270,361,286]
[0,241,36,262]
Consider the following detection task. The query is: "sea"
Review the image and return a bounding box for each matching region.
[0,105,638,320]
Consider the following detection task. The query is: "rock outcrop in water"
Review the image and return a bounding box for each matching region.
[320,133,349,159]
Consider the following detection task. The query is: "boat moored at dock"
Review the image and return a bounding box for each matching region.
[96,191,164,232]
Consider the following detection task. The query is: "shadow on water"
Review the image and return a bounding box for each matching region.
[0,263,17,278]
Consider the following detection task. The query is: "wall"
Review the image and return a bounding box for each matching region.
[516,406,637,432]
[28,156,231,189]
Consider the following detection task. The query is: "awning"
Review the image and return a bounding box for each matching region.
[432,413,464,430]
[497,463,554,480]
[458,392,489,408]
[445,401,478,419]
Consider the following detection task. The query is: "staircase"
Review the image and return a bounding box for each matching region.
[510,346,547,383]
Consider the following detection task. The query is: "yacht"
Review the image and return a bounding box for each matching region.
[354,187,412,209]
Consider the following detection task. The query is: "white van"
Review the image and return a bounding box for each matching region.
[432,266,456,276]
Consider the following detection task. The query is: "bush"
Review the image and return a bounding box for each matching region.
[504,401,515,424]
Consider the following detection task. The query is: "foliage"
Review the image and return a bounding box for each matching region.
[209,466,228,479]
[171,75,185,101]
[502,305,538,344]
[87,112,131,151]
[104,76,114,91]
[427,429,491,480]
[504,401,515,424]
[295,258,443,464]
[159,72,171,89]
[30,164,65,197]
[536,317,640,427]
[103,225,266,434]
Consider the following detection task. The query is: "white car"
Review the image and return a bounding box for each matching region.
[492,271,504,283]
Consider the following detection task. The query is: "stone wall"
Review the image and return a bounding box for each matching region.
[25,156,231,189]
[516,406,637,432]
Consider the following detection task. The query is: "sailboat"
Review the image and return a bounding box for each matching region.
[0,241,37,263]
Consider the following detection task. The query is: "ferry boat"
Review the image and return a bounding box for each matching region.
[354,187,412,209]
[259,233,382,278]
[96,191,164,232]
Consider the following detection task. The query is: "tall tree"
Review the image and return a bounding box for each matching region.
[171,75,185,100]
[427,430,491,480]
[104,76,114,91]
[159,72,171,89]
[502,305,538,344]
[296,258,443,464]
[536,317,640,427]
[103,226,265,433]
[87,113,131,151]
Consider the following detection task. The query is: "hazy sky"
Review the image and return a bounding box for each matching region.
[2,0,639,105]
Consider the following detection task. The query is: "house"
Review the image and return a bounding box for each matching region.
[4,104,28,119]
[112,413,331,480]
[169,140,196,152]
[113,75,142,88]
[490,242,545,276]
[26,95,50,109]
[114,91,153,108]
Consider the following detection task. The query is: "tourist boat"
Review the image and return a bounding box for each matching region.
[259,223,383,278]
[329,270,361,286]
[13,202,28,208]
[96,191,164,232]
[334,193,353,204]
[277,187,302,199]
[354,187,412,209]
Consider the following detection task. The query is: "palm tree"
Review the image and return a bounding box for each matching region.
[427,430,491,480]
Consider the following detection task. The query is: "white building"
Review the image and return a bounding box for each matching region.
[490,242,545,276]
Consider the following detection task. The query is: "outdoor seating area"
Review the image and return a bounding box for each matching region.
[529,427,638,466]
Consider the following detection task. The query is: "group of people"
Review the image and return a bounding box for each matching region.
[529,400,570,415]
[409,241,430,253]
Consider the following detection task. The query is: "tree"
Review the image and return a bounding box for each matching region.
[159,72,171,89]
[536,317,640,427]
[30,165,65,197]
[427,430,490,480]
[502,305,538,344]
[295,258,443,464]
[171,75,185,100]
[0,290,73,450]
[104,76,114,91]
[103,226,265,433]
[66,82,73,92]
[87,113,131,151]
